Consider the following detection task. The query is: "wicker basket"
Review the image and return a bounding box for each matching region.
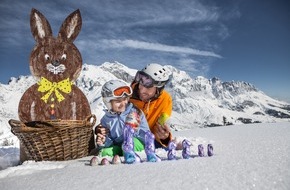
[9,115,96,161]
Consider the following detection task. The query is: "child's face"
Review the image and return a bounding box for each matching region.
[111,97,129,113]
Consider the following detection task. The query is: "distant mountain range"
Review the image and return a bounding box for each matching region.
[1,62,289,145]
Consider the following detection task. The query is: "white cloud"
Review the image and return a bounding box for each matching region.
[101,39,222,58]
[176,58,211,77]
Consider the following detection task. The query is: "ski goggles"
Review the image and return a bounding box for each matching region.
[134,71,167,88]
[113,86,132,97]
[134,71,154,88]
[102,85,132,98]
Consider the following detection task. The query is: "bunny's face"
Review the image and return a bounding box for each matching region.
[30,8,82,82]
[30,38,82,82]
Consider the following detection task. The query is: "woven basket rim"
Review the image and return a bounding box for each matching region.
[9,114,96,134]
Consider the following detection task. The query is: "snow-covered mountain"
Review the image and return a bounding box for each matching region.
[0,62,289,146]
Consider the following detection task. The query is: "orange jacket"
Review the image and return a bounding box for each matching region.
[130,83,173,147]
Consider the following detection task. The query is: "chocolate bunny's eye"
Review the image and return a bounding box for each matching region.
[61,54,67,60]
[45,54,50,61]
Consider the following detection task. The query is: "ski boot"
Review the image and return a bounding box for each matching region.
[122,125,141,164]
[207,144,214,157]
[167,141,177,160]
[182,139,191,159]
[198,144,205,157]
[145,131,161,162]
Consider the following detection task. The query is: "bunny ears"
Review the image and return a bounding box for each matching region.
[30,8,82,43]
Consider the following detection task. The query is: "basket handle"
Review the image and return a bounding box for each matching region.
[9,119,22,127]
[9,119,23,135]
[86,114,97,127]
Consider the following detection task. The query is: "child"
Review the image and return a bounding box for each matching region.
[96,79,160,164]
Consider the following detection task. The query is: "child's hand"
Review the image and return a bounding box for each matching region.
[95,124,108,146]
[96,133,106,146]
[95,124,108,135]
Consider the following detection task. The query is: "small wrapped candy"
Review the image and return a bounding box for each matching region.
[90,156,99,166]
[112,155,122,165]
[100,157,110,166]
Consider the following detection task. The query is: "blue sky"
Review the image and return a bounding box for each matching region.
[0,0,289,103]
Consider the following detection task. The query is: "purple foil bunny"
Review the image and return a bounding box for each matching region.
[167,141,177,160]
[122,125,141,164]
[145,131,161,162]
[182,139,191,159]
[198,144,205,157]
[207,144,214,157]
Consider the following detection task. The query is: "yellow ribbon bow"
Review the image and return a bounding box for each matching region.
[38,77,73,103]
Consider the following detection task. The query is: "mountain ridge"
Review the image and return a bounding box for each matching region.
[0,62,289,144]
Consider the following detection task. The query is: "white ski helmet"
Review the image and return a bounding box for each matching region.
[138,63,171,88]
[101,80,132,110]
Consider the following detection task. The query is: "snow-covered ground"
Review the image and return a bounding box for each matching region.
[0,122,289,190]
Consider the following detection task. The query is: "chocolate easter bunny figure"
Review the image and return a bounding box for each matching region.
[18,8,91,122]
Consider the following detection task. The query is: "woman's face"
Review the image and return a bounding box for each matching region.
[138,84,157,102]
[111,97,129,113]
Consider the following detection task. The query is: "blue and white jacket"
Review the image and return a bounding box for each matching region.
[100,103,150,148]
